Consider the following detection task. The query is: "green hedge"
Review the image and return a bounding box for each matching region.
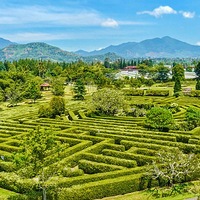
[68,111,78,120]
[79,159,125,174]
[145,89,169,96]
[0,172,37,193]
[102,149,155,166]
[123,89,144,96]
[0,161,15,172]
[61,168,84,177]
[191,90,200,97]
[78,112,87,119]
[57,173,150,200]
[82,153,137,168]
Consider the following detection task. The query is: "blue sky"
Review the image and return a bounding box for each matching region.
[0,0,199,51]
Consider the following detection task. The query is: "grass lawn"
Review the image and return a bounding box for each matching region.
[99,190,196,200]
[0,188,18,197]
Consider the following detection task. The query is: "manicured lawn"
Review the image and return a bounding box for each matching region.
[99,190,196,200]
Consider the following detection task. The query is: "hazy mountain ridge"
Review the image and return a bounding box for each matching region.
[0,42,121,62]
[0,38,16,49]
[75,36,200,58]
[0,36,200,62]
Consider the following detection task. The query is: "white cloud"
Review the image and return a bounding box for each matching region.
[137,6,177,18]
[0,33,72,42]
[179,11,195,18]
[196,42,200,46]
[101,18,118,28]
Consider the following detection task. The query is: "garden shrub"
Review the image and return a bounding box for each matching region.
[144,107,174,132]
[145,89,169,96]
[123,89,144,96]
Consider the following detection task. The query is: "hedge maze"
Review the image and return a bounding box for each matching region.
[0,103,200,199]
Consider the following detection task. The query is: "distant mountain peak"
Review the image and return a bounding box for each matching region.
[0,37,16,49]
[75,36,200,58]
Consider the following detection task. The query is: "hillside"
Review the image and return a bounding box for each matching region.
[75,36,200,58]
[0,38,16,49]
[0,42,120,62]
[0,43,81,62]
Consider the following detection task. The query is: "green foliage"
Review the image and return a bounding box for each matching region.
[38,96,65,118]
[113,79,124,89]
[172,64,185,81]
[6,83,24,106]
[186,107,200,130]
[51,78,65,96]
[191,90,200,97]
[145,89,169,96]
[91,88,127,116]
[144,107,174,131]
[147,149,200,187]
[196,80,200,90]
[174,78,182,94]
[129,77,141,89]
[79,159,125,174]
[195,61,200,79]
[73,79,86,100]
[144,79,155,88]
[123,89,144,96]
[38,105,53,118]
[26,79,41,103]
[155,63,170,81]
[12,127,66,200]
[49,96,65,118]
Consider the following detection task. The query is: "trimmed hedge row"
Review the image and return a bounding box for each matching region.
[123,89,144,96]
[57,173,149,200]
[56,132,105,144]
[127,147,157,157]
[79,159,125,174]
[98,129,177,142]
[145,89,169,96]
[82,153,137,168]
[50,166,148,189]
[0,161,14,172]
[121,140,175,152]
[191,90,200,97]
[0,172,37,193]
[102,149,155,166]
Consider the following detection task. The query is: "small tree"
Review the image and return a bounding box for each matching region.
[145,79,155,89]
[173,78,182,94]
[51,78,65,96]
[186,107,200,130]
[147,149,200,193]
[113,79,124,89]
[6,83,23,106]
[145,107,174,131]
[196,79,200,90]
[12,127,65,200]
[73,79,86,100]
[129,77,141,89]
[26,80,41,103]
[172,64,185,81]
[195,61,200,79]
[49,96,65,117]
[91,88,127,116]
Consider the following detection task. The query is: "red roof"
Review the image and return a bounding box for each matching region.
[40,83,50,87]
[122,66,138,71]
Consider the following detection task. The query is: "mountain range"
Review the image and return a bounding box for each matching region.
[75,36,200,59]
[0,36,200,62]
